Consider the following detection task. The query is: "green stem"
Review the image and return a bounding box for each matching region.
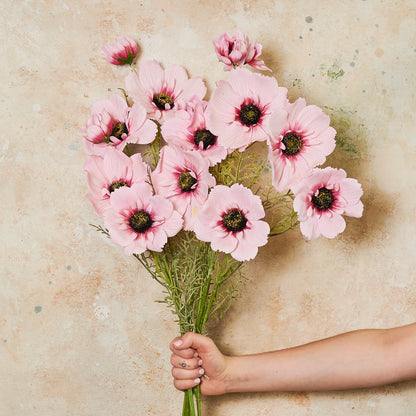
[194,385,202,416]
[247,158,268,189]
[188,388,196,415]
[235,150,243,184]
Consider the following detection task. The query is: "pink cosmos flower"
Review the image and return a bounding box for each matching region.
[213,30,270,71]
[84,148,149,218]
[125,60,207,123]
[161,98,228,166]
[292,167,364,240]
[194,184,270,261]
[151,146,216,230]
[267,98,337,192]
[104,183,183,255]
[102,37,138,65]
[80,94,157,156]
[205,68,288,150]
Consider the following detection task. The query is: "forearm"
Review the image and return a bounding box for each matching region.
[224,324,416,393]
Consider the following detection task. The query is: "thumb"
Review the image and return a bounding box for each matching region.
[170,332,211,352]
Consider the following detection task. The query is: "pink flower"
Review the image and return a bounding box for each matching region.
[194,184,270,261]
[292,167,364,240]
[104,183,183,255]
[80,94,157,156]
[213,30,270,71]
[161,98,228,166]
[267,98,337,192]
[151,146,216,230]
[101,37,138,65]
[205,68,288,150]
[125,60,207,123]
[84,148,149,218]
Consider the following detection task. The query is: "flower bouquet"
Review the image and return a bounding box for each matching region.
[80,32,363,415]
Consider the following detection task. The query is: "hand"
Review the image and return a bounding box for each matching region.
[169,332,229,395]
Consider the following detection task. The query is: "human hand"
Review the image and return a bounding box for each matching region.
[169,332,229,395]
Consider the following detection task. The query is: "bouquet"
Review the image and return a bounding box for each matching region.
[80,31,363,415]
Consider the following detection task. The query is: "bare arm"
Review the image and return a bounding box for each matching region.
[169,323,416,395]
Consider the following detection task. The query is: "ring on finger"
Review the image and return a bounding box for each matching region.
[180,362,187,368]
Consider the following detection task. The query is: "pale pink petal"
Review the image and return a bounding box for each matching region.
[343,200,364,218]
[318,213,346,239]
[139,60,165,93]
[231,240,259,262]
[178,77,207,104]
[242,220,270,246]
[339,178,364,204]
[211,233,238,253]
[299,217,320,240]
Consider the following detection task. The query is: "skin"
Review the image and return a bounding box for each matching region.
[169,322,416,395]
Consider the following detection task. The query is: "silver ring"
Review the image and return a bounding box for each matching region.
[180,362,187,368]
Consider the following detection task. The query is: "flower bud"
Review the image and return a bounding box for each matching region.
[213,30,270,71]
[101,36,138,66]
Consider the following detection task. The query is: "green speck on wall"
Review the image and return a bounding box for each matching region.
[292,78,302,87]
[323,106,363,156]
[326,63,345,81]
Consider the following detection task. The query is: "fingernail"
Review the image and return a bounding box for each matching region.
[173,340,183,347]
[199,368,205,375]
[193,352,199,358]
[194,378,200,384]
[198,360,203,366]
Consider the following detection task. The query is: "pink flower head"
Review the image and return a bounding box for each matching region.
[194,184,270,261]
[104,183,183,255]
[101,37,138,65]
[205,68,288,150]
[161,98,228,166]
[151,146,216,230]
[268,98,337,192]
[84,148,149,218]
[213,30,270,71]
[80,94,157,156]
[125,60,207,123]
[292,167,364,240]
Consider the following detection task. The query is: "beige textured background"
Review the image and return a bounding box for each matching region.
[2,0,416,415]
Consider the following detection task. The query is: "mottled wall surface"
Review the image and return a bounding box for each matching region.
[1,0,416,415]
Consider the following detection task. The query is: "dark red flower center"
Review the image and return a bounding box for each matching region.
[153,93,175,110]
[109,180,129,193]
[281,132,303,156]
[129,210,153,233]
[194,129,217,150]
[312,187,334,211]
[239,103,261,126]
[178,171,197,192]
[222,209,247,232]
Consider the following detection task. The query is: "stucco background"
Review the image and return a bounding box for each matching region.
[1,0,416,415]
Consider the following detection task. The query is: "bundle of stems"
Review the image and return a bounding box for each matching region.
[134,231,244,416]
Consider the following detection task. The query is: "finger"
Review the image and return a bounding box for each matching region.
[172,366,205,381]
[170,347,198,360]
[171,355,202,369]
[173,377,201,391]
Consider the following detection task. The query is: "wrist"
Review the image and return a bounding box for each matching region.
[221,355,248,393]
